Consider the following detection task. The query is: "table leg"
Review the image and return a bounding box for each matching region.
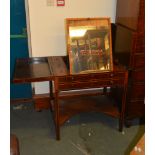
[54,91,60,140]
[50,79,60,140]
[119,89,126,132]
[119,72,128,132]
[119,117,123,132]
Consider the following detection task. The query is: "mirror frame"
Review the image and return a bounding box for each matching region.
[66,18,113,74]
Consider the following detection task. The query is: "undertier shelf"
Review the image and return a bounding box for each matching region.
[51,95,120,126]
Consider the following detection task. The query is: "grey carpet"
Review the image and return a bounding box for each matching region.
[10,103,144,155]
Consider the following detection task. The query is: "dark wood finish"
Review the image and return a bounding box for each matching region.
[13,57,54,111]
[51,96,120,126]
[10,134,20,155]
[12,1,145,139]
[116,0,140,31]
[48,56,128,140]
[33,93,51,111]
[13,56,128,140]
[114,0,145,121]
[10,98,33,104]
[13,57,53,83]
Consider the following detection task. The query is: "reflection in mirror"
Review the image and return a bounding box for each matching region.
[66,18,113,74]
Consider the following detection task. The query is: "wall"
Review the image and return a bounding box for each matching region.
[26,0,117,94]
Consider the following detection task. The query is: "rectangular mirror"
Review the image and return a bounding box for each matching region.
[66,18,113,74]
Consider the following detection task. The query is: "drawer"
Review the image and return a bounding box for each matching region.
[58,82,92,90]
[131,69,145,82]
[134,37,145,53]
[58,75,89,83]
[136,35,144,45]
[134,45,144,53]
[126,100,145,118]
[132,54,145,68]
[107,72,126,78]
[91,79,125,87]
[58,79,125,91]
[89,72,125,80]
[132,33,145,53]
[129,84,145,99]
[58,72,126,83]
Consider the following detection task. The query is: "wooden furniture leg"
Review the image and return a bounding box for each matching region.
[54,92,60,140]
[53,78,60,140]
[50,80,60,140]
[119,91,125,132]
[119,72,128,132]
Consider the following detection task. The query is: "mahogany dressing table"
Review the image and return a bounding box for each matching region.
[13,56,128,140]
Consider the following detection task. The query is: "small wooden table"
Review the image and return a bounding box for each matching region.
[13,56,128,140]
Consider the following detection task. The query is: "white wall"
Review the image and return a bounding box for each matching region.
[26,0,117,94]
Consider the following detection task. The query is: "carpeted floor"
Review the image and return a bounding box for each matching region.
[10,103,144,155]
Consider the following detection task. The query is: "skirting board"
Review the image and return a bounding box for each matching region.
[10,98,34,104]
[11,94,51,111]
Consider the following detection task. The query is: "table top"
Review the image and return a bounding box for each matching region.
[13,56,127,84]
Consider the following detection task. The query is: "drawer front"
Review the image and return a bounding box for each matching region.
[58,72,126,83]
[132,33,145,53]
[58,75,89,83]
[131,69,145,82]
[132,54,145,68]
[129,84,145,99]
[126,100,145,118]
[58,78,125,90]
[134,37,145,53]
[58,82,94,90]
[90,78,125,88]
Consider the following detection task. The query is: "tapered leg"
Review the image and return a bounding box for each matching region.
[50,79,60,140]
[119,92,125,132]
[119,72,128,132]
[54,91,60,140]
[119,117,123,132]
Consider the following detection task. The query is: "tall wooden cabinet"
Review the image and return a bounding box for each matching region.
[113,0,145,121]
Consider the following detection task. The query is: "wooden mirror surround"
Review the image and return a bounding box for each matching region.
[66,18,113,74]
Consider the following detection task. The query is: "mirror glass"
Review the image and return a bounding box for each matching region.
[66,18,113,74]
